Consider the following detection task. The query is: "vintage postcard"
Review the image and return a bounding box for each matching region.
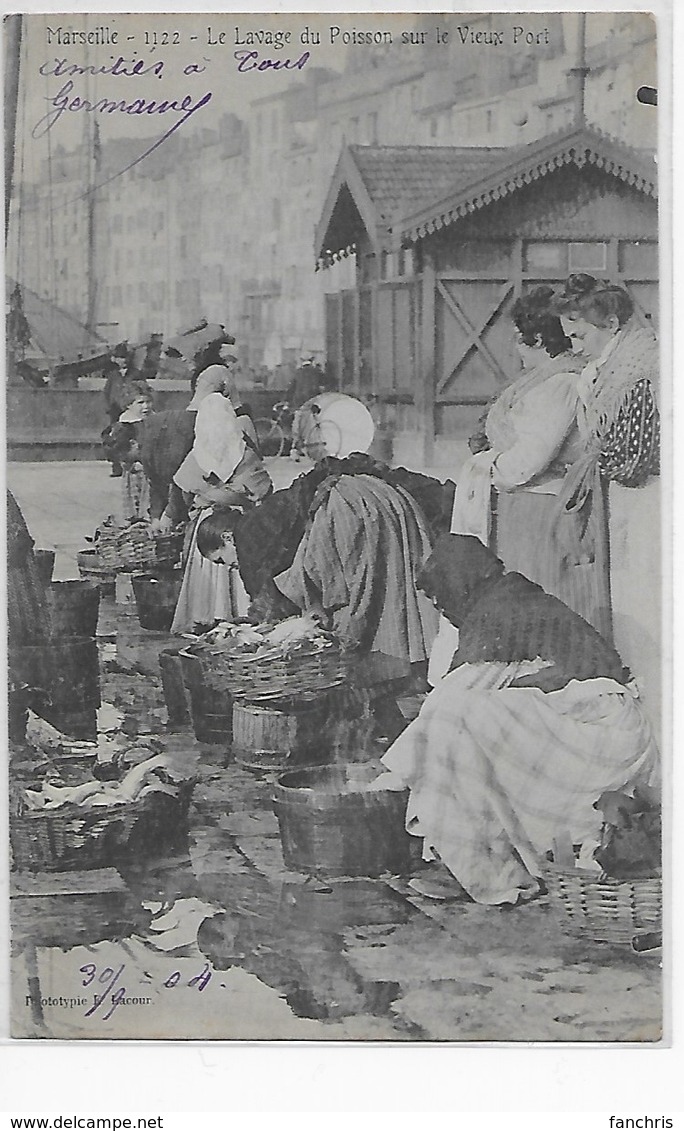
[4,9,666,1043]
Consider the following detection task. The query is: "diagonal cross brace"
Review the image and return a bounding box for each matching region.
[435,279,514,397]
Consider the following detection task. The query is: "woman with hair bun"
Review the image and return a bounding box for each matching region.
[556,283,661,737]
[430,285,609,684]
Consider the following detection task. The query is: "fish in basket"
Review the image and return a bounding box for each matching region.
[10,752,196,872]
[89,517,157,573]
[196,617,353,703]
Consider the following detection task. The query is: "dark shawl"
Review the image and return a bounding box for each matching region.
[139,408,197,519]
[419,533,628,687]
[233,453,455,601]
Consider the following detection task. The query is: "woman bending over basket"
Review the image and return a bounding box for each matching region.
[377,534,659,906]
[198,396,440,667]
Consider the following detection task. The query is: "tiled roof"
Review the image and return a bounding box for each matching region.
[397,124,657,245]
[349,143,513,226]
[315,124,657,262]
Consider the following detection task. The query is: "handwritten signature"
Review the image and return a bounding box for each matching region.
[80,961,212,1021]
[32,55,212,189]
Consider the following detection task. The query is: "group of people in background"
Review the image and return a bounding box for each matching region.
[9,270,659,909]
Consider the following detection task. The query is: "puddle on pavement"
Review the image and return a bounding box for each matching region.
[11,833,416,1039]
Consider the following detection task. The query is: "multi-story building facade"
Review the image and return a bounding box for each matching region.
[7,12,656,369]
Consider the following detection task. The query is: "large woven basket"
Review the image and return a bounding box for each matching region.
[10,780,196,873]
[93,521,157,573]
[545,865,662,947]
[200,642,352,703]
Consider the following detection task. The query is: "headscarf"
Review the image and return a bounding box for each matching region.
[192,392,246,482]
[418,533,504,628]
[303,393,375,460]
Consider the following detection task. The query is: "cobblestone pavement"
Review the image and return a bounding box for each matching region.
[8,460,662,1042]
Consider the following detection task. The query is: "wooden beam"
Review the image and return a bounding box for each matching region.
[436,280,513,395]
[419,254,436,463]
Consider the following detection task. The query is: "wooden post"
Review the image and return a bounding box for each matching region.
[419,252,436,465]
[371,280,380,396]
[353,286,361,395]
[511,237,523,298]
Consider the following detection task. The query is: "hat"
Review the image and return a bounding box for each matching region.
[305,393,375,459]
[166,322,235,363]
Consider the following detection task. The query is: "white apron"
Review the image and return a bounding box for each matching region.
[171,508,249,634]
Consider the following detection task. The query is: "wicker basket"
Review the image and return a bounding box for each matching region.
[94,522,157,573]
[10,779,196,873]
[201,641,352,703]
[545,864,662,947]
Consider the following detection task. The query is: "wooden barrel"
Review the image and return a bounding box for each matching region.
[77,550,115,597]
[11,640,99,705]
[273,762,411,878]
[47,581,100,639]
[179,649,233,747]
[132,573,183,632]
[232,701,326,771]
[159,646,191,727]
[34,550,55,585]
[10,638,101,742]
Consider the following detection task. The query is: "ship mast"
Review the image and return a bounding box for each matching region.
[85,120,101,338]
[84,16,101,339]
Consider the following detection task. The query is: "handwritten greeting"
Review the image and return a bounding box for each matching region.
[32,53,212,183]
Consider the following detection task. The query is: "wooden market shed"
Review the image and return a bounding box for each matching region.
[314,123,658,461]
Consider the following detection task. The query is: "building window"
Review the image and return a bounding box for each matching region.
[568,242,607,272]
[523,241,566,272]
[430,117,438,138]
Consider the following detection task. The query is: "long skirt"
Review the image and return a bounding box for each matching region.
[382,660,659,905]
[608,479,661,744]
[171,509,249,634]
[495,486,612,641]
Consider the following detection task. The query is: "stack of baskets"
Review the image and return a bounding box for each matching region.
[545,865,662,949]
[191,633,351,766]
